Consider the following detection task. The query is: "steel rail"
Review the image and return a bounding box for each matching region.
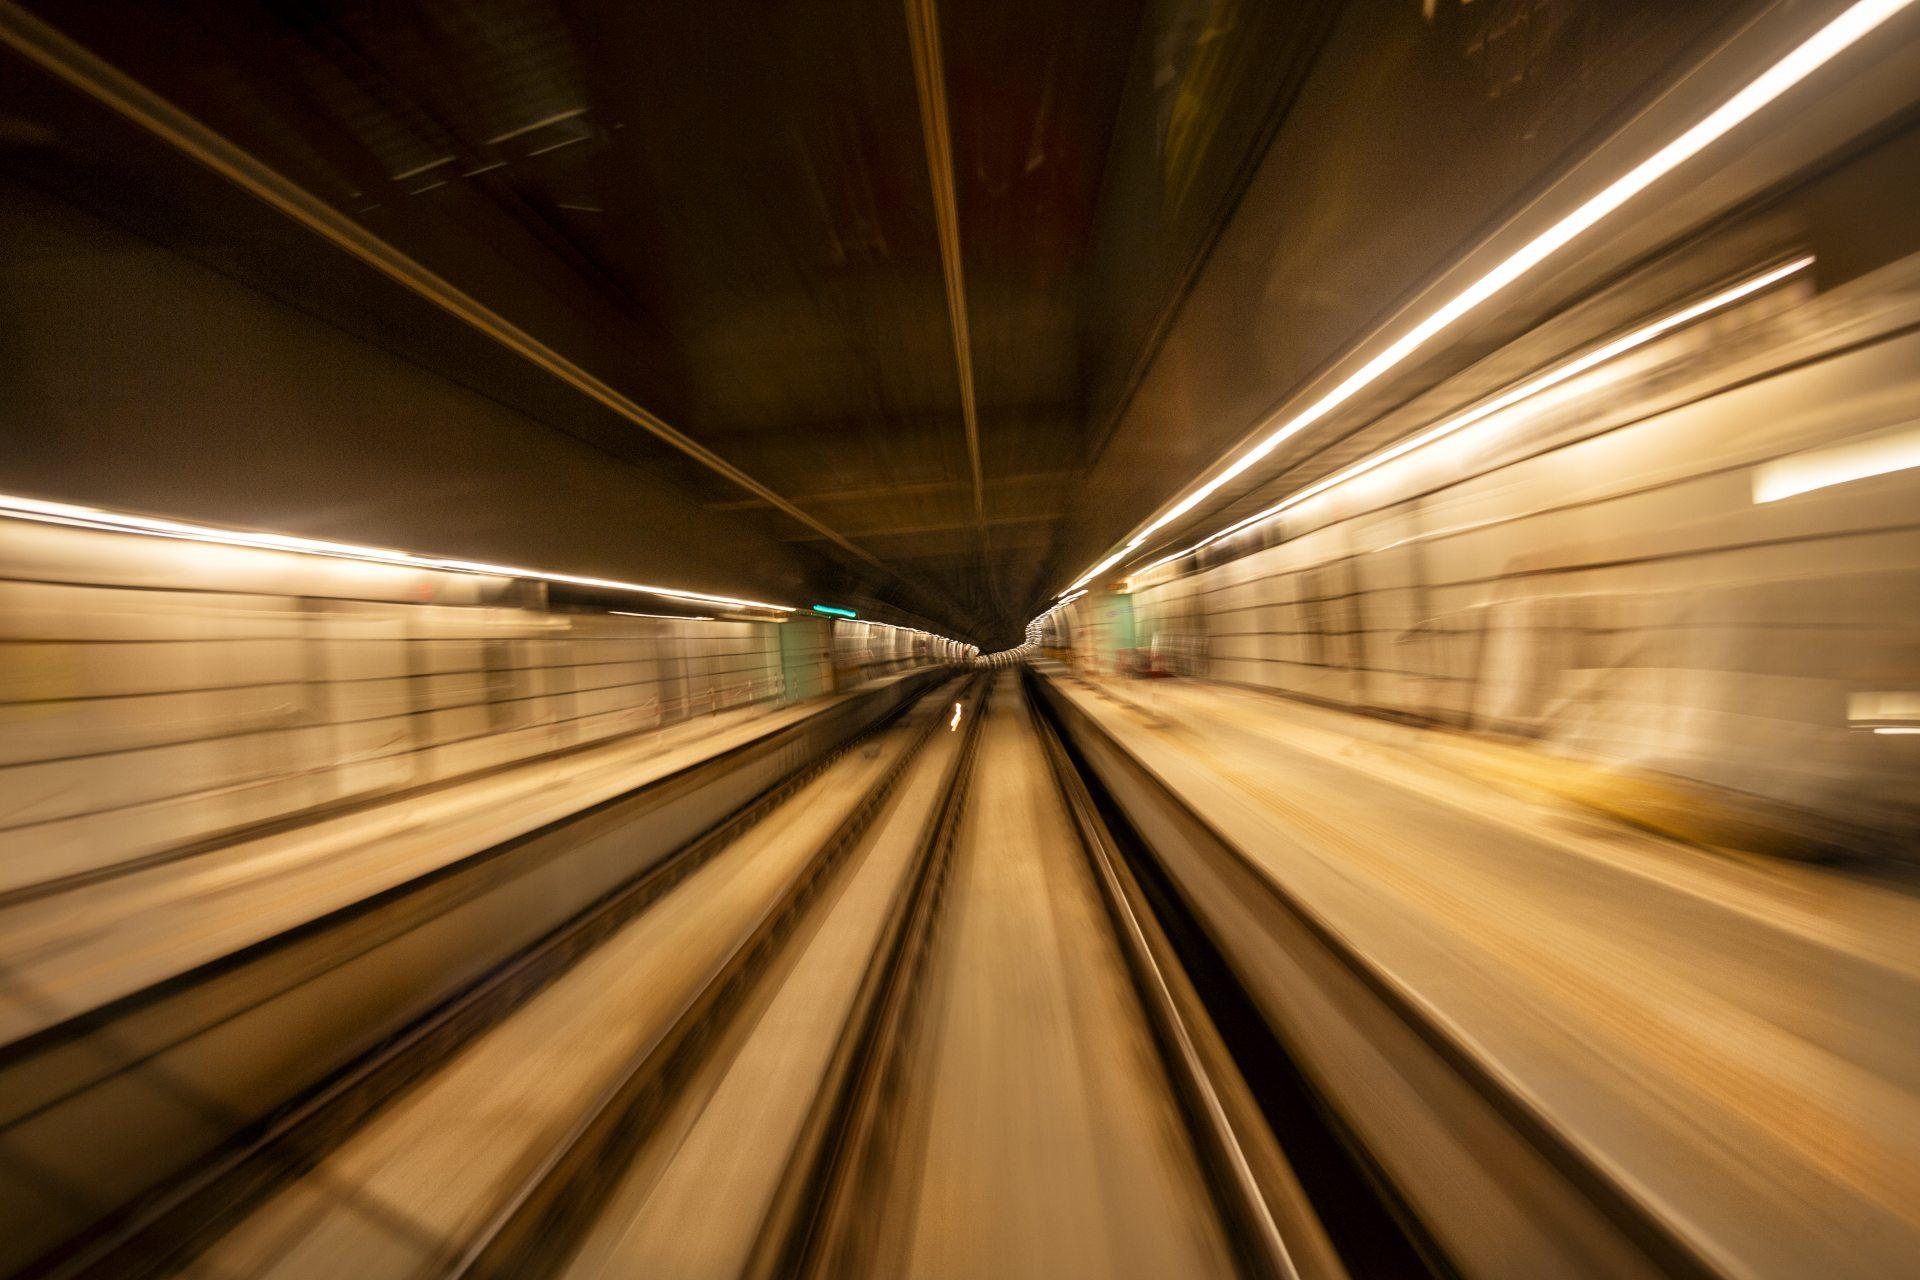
[741,671,992,1279]
[1023,670,1343,1280]
[1029,670,1732,1279]
[442,678,971,1278]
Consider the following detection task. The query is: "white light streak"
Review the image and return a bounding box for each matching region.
[950,701,964,731]
[1136,257,1813,575]
[0,491,797,612]
[0,494,993,656]
[1059,0,1912,597]
[612,610,716,621]
[1062,548,1129,595]
[1752,418,1920,502]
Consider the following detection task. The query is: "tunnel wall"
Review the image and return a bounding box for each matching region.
[1069,250,1920,847]
[831,617,933,687]
[0,518,881,895]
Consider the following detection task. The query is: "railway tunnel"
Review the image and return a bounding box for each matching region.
[2,1,1919,1276]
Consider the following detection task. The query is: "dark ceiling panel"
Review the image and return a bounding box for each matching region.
[11,0,1171,642]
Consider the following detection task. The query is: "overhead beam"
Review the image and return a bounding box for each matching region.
[703,469,1084,512]
[830,528,1057,560]
[904,0,989,538]
[780,511,1061,542]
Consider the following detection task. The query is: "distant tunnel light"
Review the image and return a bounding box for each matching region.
[1752,419,1920,503]
[1059,0,1915,598]
[811,604,859,618]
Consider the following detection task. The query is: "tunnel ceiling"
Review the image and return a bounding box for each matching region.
[4,0,1331,645]
[3,1,1784,647]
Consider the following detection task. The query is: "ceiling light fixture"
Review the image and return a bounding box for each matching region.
[1059,0,1912,597]
[611,610,716,621]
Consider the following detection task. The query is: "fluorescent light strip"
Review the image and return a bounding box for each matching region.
[429,558,790,613]
[1063,549,1127,595]
[1134,256,1812,576]
[1061,0,1912,597]
[0,491,795,613]
[612,610,716,621]
[0,493,987,653]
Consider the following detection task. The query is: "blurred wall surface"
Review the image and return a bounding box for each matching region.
[1073,245,1920,849]
[0,517,978,895]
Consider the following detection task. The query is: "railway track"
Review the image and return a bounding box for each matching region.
[33,676,956,1279]
[746,673,1352,1280]
[447,674,992,1279]
[37,671,1439,1280]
